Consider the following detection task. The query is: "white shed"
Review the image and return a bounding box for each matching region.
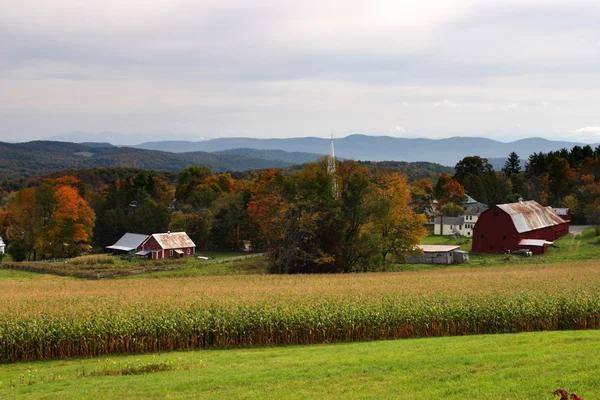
[405,245,463,265]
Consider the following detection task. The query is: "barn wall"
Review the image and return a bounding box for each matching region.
[406,251,453,264]
[140,236,161,252]
[517,244,547,255]
[140,236,196,258]
[472,207,519,253]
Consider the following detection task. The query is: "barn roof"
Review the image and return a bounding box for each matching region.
[551,207,570,216]
[151,232,196,249]
[418,245,460,252]
[106,233,149,251]
[496,200,566,233]
[519,239,553,247]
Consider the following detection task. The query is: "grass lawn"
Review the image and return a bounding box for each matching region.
[122,255,269,278]
[1,330,598,399]
[0,251,270,279]
[398,228,600,271]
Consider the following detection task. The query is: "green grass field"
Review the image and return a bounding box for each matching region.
[1,330,598,399]
[404,228,600,271]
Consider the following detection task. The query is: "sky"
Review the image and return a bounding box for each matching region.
[1,0,600,144]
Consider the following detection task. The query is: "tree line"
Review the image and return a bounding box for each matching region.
[0,159,427,271]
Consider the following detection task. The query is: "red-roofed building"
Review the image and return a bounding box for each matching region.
[135,232,196,259]
[472,200,569,254]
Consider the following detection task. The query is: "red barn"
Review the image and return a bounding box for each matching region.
[135,232,196,259]
[472,200,569,254]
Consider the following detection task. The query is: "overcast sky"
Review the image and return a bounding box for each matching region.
[1,0,600,143]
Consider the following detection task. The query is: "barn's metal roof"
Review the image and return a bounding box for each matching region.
[551,207,570,216]
[418,245,460,252]
[106,233,149,251]
[151,232,196,249]
[496,200,566,233]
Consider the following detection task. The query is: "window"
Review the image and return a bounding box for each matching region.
[187,248,191,255]
[480,234,484,238]
[170,250,173,256]
[503,236,507,240]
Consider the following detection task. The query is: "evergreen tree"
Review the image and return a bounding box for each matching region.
[502,152,521,176]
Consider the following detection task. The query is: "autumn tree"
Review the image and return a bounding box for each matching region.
[547,157,576,202]
[410,178,434,215]
[371,171,427,267]
[38,185,95,257]
[4,188,37,261]
[248,160,427,273]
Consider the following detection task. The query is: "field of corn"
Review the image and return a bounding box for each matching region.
[1,260,600,362]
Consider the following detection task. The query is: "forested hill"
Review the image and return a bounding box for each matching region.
[0,141,295,181]
[209,148,324,165]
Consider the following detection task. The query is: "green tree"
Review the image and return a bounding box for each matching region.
[502,152,521,176]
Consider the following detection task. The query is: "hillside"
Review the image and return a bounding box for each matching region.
[134,135,598,166]
[209,148,324,165]
[0,141,295,181]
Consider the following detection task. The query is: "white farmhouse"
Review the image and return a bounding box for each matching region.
[0,236,5,255]
[433,206,487,237]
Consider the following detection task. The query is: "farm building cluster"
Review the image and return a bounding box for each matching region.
[107,231,196,259]
[472,200,569,255]
[415,198,570,264]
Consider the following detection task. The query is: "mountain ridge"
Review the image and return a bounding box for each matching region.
[132,135,598,166]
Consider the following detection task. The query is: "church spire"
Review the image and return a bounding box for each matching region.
[328,133,339,198]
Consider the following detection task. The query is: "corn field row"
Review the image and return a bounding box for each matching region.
[2,292,600,362]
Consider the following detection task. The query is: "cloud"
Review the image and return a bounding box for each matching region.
[1,1,600,142]
[433,99,460,108]
[503,103,520,110]
[573,126,600,135]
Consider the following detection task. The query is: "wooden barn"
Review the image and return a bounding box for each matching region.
[136,232,196,259]
[472,200,569,254]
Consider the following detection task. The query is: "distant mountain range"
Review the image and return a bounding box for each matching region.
[0,141,302,181]
[133,135,598,166]
[0,141,453,183]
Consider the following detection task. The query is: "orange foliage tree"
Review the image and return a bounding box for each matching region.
[39,185,96,257]
[2,176,95,259]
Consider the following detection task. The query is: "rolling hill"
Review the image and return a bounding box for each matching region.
[0,141,296,181]
[134,135,598,166]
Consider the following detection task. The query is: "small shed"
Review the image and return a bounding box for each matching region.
[453,250,469,263]
[106,233,149,255]
[517,239,553,255]
[405,245,463,265]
